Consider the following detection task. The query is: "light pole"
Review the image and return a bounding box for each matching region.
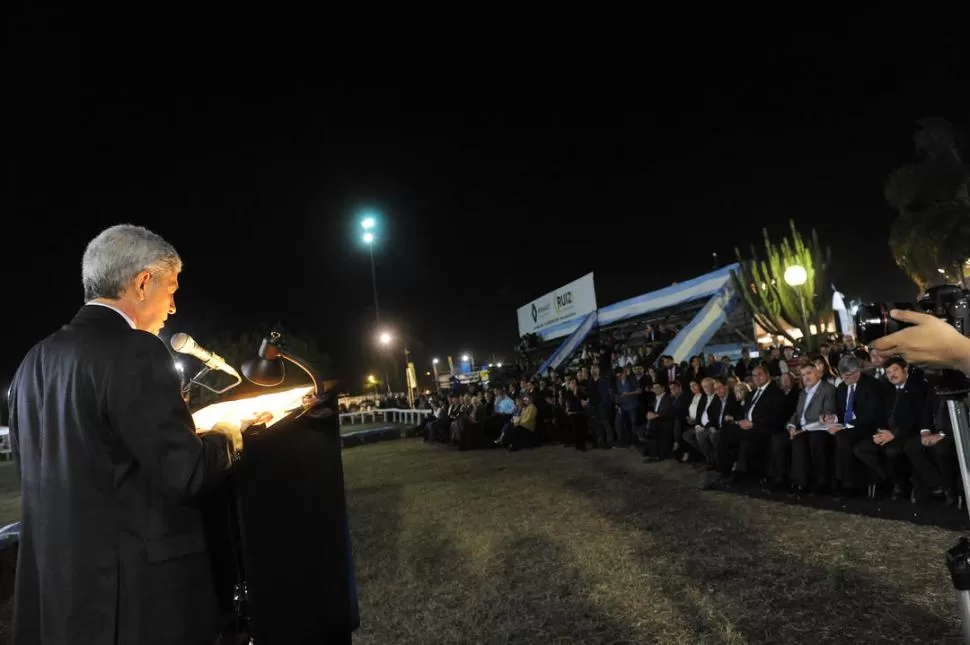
[379,331,392,395]
[367,374,378,402]
[360,214,380,328]
[403,346,414,409]
[432,358,439,384]
[784,264,809,346]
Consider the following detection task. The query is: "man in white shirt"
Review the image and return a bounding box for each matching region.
[772,363,836,492]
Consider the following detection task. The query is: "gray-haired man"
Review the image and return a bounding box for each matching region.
[8,224,246,645]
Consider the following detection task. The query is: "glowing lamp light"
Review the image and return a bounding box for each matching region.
[362,231,375,244]
[379,332,392,345]
[461,354,470,362]
[361,217,376,230]
[432,358,439,364]
[784,265,807,287]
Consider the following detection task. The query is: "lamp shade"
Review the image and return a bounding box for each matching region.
[242,357,286,387]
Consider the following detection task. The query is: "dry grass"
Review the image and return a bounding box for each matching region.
[343,441,965,645]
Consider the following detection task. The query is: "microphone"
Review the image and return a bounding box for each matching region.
[170,333,240,378]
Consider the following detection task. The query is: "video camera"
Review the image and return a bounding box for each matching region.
[854,284,970,395]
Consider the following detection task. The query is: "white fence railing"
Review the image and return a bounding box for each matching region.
[338,408,432,427]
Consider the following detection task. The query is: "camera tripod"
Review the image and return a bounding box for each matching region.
[944,394,970,643]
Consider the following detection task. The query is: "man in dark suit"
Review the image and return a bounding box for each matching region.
[667,380,691,458]
[905,397,959,504]
[656,355,681,388]
[7,224,246,645]
[854,356,933,499]
[830,354,886,495]
[715,365,786,485]
[642,381,674,461]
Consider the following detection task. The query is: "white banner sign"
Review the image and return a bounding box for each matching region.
[517,272,597,340]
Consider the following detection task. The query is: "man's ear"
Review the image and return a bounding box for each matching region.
[133,270,153,301]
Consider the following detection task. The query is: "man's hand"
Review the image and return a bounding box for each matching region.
[787,426,802,440]
[870,309,970,373]
[922,433,944,447]
[873,429,895,446]
[739,420,753,430]
[209,421,244,453]
[646,411,657,420]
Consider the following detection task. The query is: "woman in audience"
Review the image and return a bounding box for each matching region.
[684,355,705,384]
[733,381,751,408]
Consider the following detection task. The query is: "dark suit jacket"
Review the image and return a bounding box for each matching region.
[656,365,681,387]
[8,305,234,645]
[836,374,885,435]
[886,376,934,441]
[742,382,787,434]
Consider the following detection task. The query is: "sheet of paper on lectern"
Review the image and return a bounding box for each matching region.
[191,386,314,431]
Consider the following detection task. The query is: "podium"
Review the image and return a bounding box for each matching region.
[192,385,359,644]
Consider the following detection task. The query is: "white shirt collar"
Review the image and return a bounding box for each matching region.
[86,302,136,329]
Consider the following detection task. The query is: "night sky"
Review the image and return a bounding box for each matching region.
[5,13,970,389]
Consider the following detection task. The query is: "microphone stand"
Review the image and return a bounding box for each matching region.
[184,365,243,397]
[946,393,970,644]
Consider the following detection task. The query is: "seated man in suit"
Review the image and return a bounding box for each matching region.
[854,357,932,499]
[905,396,960,504]
[700,379,741,472]
[771,363,837,492]
[642,381,674,461]
[667,380,691,458]
[828,354,886,496]
[714,365,786,486]
[682,377,718,466]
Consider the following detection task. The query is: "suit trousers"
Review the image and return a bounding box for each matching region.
[833,427,871,489]
[790,431,832,488]
[717,425,771,478]
[904,434,959,492]
[683,426,717,463]
[854,435,908,487]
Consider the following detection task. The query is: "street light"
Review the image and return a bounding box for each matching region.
[360,212,381,328]
[366,374,379,401]
[784,264,809,343]
[783,264,807,287]
[377,331,392,394]
[431,358,439,383]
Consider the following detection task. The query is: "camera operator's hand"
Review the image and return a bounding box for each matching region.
[870,309,970,374]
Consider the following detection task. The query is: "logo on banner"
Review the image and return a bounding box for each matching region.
[531,303,538,323]
[554,291,573,312]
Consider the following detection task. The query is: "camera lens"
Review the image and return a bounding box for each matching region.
[854,302,915,345]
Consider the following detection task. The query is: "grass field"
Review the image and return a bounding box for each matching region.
[0,441,966,643]
[342,441,964,645]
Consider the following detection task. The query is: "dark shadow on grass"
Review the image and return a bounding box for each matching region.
[711,478,970,532]
[565,459,961,644]
[393,521,646,645]
[345,483,406,617]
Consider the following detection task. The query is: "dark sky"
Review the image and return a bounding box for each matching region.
[4,12,970,388]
